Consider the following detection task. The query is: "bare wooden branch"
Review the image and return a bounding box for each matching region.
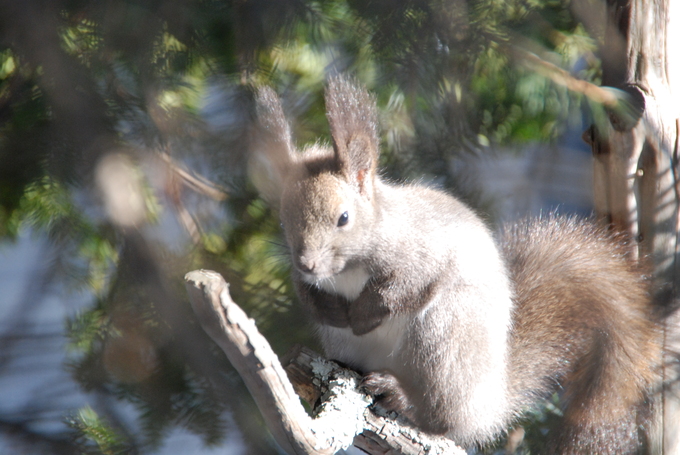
[281,345,464,455]
[509,46,621,108]
[155,151,228,244]
[184,269,465,455]
[185,270,339,455]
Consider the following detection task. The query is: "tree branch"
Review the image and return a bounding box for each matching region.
[184,269,464,455]
[507,45,643,130]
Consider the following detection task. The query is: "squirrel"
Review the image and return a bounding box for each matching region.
[248,75,660,454]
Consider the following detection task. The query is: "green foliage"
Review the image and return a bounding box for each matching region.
[67,307,110,354]
[6,176,118,293]
[510,394,565,455]
[115,365,229,449]
[0,0,608,453]
[67,406,131,455]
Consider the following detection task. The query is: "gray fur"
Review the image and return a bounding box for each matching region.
[249,76,659,453]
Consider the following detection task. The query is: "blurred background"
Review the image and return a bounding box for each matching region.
[0,0,610,453]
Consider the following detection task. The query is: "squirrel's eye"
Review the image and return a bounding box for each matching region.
[337,211,349,227]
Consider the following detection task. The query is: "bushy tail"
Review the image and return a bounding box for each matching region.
[501,215,660,454]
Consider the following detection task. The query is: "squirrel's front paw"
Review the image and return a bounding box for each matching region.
[309,291,350,328]
[349,293,389,335]
[349,315,382,335]
[314,305,350,328]
[360,371,412,416]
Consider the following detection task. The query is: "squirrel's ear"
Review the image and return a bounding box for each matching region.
[249,86,297,209]
[325,75,379,196]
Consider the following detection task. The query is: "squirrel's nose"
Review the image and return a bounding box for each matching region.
[297,255,316,274]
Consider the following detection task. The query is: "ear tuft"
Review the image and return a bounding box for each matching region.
[325,75,380,193]
[255,87,295,153]
[248,86,297,209]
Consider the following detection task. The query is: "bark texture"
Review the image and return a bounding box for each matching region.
[184,269,464,455]
[585,1,680,452]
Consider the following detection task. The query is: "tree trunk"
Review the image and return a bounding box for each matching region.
[588,0,680,453]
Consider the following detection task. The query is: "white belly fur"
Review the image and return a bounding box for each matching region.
[309,265,411,372]
[311,266,371,301]
[319,314,411,372]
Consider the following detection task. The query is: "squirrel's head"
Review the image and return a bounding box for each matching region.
[249,76,380,280]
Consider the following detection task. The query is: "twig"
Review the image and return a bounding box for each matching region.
[507,44,643,131]
[185,270,357,454]
[508,45,620,107]
[158,152,228,201]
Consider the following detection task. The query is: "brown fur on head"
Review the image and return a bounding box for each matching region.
[249,76,381,280]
